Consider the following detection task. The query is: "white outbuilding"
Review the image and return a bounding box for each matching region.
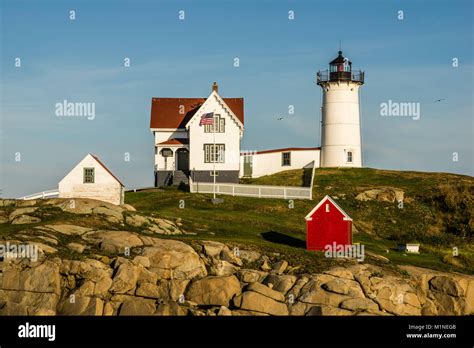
[58,154,125,205]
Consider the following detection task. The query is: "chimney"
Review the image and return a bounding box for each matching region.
[212,81,219,93]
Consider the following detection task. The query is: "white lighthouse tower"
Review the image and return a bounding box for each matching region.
[317,51,364,167]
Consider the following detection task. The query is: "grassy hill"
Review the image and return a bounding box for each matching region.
[125,167,474,274]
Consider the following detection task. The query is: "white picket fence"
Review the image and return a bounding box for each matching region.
[18,189,59,200]
[190,181,313,200]
[190,163,316,200]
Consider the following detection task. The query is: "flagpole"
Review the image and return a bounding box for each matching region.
[213,113,216,200]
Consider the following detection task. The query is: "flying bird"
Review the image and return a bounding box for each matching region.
[434,98,446,102]
[277,117,284,121]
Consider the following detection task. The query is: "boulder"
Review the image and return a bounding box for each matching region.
[2,259,61,295]
[169,279,190,301]
[9,207,38,221]
[146,218,181,235]
[287,276,310,300]
[429,276,463,297]
[155,302,188,316]
[137,267,159,285]
[233,291,288,316]
[298,275,351,307]
[201,241,228,258]
[125,214,149,228]
[185,275,241,306]
[109,262,140,294]
[340,298,379,312]
[237,269,268,283]
[217,306,232,316]
[355,187,404,203]
[121,204,136,211]
[220,249,243,266]
[263,274,297,294]
[133,256,151,268]
[321,278,365,298]
[58,296,104,315]
[27,242,57,254]
[371,277,422,315]
[49,198,126,215]
[272,260,288,275]
[245,282,285,302]
[119,299,156,315]
[67,243,86,253]
[430,291,464,315]
[307,305,353,316]
[238,250,261,263]
[142,239,207,280]
[82,230,144,254]
[43,224,92,236]
[36,235,58,245]
[210,260,240,276]
[92,206,124,223]
[0,290,59,315]
[11,215,41,224]
[135,282,169,300]
[323,267,355,280]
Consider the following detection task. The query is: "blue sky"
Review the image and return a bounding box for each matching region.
[1,0,473,197]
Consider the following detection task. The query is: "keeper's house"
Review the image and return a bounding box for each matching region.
[150,83,244,187]
[58,154,125,205]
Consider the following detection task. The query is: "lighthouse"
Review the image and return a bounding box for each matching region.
[317,51,364,167]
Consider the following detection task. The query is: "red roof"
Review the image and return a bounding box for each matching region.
[253,147,321,155]
[90,154,124,187]
[305,195,352,221]
[158,138,189,145]
[150,97,244,129]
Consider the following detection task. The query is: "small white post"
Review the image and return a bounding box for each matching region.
[213,113,216,200]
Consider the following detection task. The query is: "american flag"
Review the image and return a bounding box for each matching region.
[199,112,214,126]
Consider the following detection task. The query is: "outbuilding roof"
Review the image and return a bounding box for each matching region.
[90,154,124,187]
[305,195,352,221]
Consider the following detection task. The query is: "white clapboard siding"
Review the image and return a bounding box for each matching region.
[58,154,124,205]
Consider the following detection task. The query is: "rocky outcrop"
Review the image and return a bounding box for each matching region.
[0,198,472,316]
[356,187,404,203]
[3,198,182,235]
[0,242,472,316]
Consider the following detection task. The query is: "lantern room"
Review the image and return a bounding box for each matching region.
[329,50,352,81]
[316,50,364,85]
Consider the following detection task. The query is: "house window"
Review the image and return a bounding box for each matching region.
[282,152,291,166]
[83,168,95,183]
[204,144,225,163]
[347,151,353,163]
[326,203,330,212]
[204,114,225,133]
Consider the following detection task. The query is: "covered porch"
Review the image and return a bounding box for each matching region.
[155,138,190,187]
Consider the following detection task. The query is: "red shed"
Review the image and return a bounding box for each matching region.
[305,195,353,251]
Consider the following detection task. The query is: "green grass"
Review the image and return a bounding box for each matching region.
[125,167,473,274]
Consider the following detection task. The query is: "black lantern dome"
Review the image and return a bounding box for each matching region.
[317,50,364,85]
